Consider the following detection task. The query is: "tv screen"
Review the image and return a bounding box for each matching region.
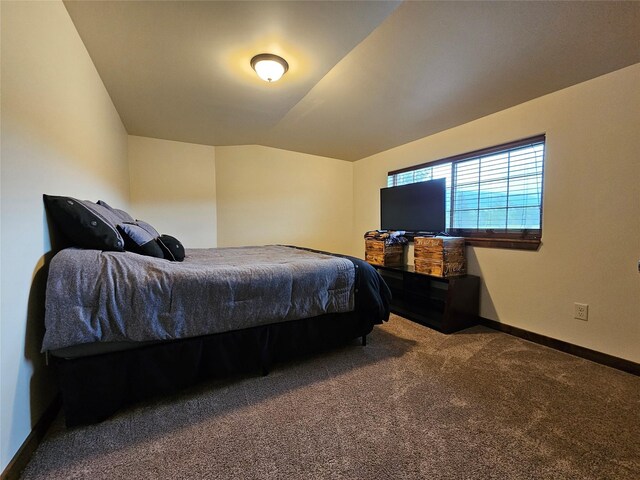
[380,179,446,232]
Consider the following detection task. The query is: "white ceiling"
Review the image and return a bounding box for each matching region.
[64,1,640,161]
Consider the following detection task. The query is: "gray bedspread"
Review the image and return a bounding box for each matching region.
[42,245,355,351]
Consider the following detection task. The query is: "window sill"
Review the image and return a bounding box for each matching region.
[464,237,541,251]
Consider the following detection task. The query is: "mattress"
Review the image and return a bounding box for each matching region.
[43,245,357,352]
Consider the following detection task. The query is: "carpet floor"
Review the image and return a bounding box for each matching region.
[21,315,640,479]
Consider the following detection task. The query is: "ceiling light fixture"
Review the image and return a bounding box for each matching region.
[250,53,289,83]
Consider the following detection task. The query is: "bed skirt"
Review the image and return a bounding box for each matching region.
[53,311,374,426]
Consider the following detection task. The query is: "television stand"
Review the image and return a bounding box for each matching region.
[375,264,480,334]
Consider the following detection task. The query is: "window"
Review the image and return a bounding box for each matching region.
[387,135,545,249]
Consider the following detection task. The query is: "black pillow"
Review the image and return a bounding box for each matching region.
[43,195,124,251]
[158,235,185,262]
[97,200,135,224]
[117,224,164,259]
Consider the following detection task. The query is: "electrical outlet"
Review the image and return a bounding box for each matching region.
[574,303,589,321]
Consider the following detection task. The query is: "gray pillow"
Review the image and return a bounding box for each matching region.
[117,223,164,258]
[135,219,161,238]
[97,200,135,224]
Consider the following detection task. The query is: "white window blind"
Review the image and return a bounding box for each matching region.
[387,135,545,239]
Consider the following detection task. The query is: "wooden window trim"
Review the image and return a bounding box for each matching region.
[403,232,541,251]
[464,237,541,251]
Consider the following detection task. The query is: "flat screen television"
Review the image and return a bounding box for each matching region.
[380,178,446,232]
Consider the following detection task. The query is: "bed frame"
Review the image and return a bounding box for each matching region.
[53,310,376,426]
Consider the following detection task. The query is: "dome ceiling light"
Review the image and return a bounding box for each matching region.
[250,53,289,82]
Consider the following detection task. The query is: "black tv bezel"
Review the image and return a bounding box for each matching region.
[380,179,446,234]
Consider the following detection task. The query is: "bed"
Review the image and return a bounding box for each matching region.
[43,244,391,426]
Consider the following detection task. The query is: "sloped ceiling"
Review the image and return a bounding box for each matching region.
[64,1,640,161]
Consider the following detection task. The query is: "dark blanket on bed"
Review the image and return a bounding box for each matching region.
[284,245,391,324]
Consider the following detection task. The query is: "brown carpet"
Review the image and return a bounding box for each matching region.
[21,315,640,479]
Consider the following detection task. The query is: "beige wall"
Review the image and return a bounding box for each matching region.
[128,136,217,248]
[354,64,640,363]
[216,145,354,254]
[0,0,130,470]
